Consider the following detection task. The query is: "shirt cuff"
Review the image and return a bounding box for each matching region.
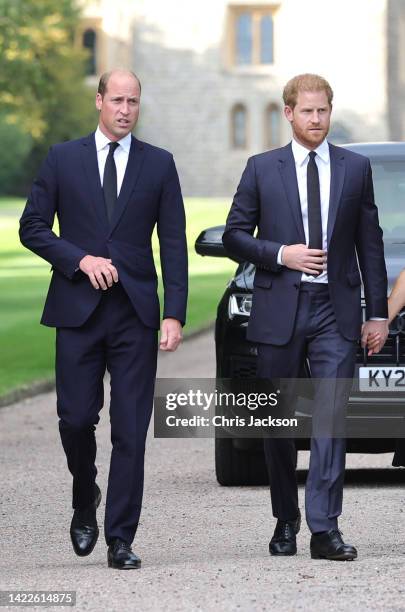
[277,245,285,266]
[368,318,388,321]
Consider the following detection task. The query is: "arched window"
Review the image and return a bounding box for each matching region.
[235,13,252,65]
[231,104,248,149]
[265,103,280,149]
[260,15,274,64]
[83,29,97,76]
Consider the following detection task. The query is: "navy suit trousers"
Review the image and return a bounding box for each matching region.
[56,282,157,544]
[257,283,357,533]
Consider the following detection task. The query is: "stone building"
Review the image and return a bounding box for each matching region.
[78,0,393,196]
[387,0,405,141]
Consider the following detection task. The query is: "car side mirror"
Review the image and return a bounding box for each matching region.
[194,225,227,257]
[195,225,243,263]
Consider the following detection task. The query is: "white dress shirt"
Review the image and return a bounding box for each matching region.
[95,127,131,196]
[278,138,330,283]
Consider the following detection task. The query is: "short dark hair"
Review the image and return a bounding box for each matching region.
[97,70,142,97]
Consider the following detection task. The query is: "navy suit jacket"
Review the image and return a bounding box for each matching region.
[223,142,388,345]
[19,132,188,329]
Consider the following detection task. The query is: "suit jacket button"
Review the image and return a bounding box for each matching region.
[107,239,112,243]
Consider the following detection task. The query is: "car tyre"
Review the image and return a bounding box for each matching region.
[215,438,269,486]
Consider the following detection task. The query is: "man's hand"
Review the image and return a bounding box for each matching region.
[160,318,183,352]
[282,244,327,275]
[361,320,389,356]
[79,255,119,290]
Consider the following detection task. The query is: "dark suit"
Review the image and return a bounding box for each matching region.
[223,142,387,532]
[19,132,188,544]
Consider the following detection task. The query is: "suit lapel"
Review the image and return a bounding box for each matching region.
[109,136,145,234]
[327,143,345,244]
[80,132,109,228]
[278,144,306,242]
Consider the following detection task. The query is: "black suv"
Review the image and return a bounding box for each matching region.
[195,142,405,486]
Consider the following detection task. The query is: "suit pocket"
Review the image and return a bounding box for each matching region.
[346,271,361,286]
[131,188,158,199]
[342,194,361,202]
[253,272,273,289]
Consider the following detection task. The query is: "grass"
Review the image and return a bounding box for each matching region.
[0,197,235,397]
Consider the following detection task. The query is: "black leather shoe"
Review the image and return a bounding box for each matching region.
[310,530,357,561]
[107,538,141,569]
[269,511,301,556]
[70,484,101,557]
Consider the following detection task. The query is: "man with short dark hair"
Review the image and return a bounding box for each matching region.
[223,73,388,560]
[20,69,188,569]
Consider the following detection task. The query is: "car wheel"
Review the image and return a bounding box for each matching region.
[215,438,269,486]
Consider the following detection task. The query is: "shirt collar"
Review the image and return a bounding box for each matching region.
[291,137,330,166]
[95,126,132,153]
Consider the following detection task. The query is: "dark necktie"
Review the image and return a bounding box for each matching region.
[307,150,323,250]
[103,141,119,221]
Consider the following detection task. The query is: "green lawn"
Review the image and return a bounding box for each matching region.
[0,197,235,398]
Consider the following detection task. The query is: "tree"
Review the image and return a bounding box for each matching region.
[0,0,96,193]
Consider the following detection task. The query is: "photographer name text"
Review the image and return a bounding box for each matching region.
[165,415,298,428]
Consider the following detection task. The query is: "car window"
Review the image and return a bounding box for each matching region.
[371,160,405,240]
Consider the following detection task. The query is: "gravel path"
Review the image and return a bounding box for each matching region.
[1,330,405,611]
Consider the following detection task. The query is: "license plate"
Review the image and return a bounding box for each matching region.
[359,367,405,391]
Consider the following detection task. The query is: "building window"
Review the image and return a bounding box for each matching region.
[236,13,253,65]
[231,104,248,149]
[230,6,276,66]
[265,103,280,148]
[83,28,97,76]
[260,15,273,64]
